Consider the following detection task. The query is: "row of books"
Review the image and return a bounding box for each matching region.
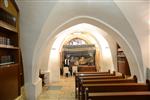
[0,36,14,47]
[0,9,16,27]
[0,55,15,66]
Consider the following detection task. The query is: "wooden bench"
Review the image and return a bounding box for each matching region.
[78,75,137,99]
[80,75,137,85]
[75,70,112,82]
[75,70,112,87]
[75,71,114,98]
[78,74,125,86]
[75,70,112,83]
[82,81,150,100]
[76,71,115,84]
[77,74,125,98]
[86,91,150,100]
[79,74,125,81]
[75,70,111,75]
[76,72,116,89]
[78,66,97,72]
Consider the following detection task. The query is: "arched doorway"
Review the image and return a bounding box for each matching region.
[32,17,144,99]
[18,1,147,99]
[48,23,114,82]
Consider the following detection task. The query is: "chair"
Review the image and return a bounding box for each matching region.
[72,66,78,75]
[63,67,70,77]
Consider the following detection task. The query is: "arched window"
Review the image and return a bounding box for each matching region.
[67,38,87,45]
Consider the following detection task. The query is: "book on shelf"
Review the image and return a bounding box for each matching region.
[0,62,15,66]
[0,55,15,66]
[0,8,16,27]
[0,36,15,47]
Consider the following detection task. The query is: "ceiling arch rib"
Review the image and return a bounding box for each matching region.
[35,16,143,85]
[50,23,115,74]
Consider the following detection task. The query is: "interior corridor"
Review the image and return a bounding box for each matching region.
[38,76,76,100]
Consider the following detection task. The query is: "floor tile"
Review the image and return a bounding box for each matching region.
[38,76,76,100]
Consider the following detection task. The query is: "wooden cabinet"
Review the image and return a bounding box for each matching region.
[0,0,22,99]
[117,44,131,76]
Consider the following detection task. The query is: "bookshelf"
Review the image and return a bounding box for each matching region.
[0,0,22,99]
[117,44,131,76]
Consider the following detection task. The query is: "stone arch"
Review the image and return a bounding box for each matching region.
[33,16,144,81]
[32,16,144,99]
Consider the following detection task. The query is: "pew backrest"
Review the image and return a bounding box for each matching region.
[81,78,137,85]
[84,83,150,92]
[75,72,115,98]
[86,91,150,100]
[79,75,125,80]
[82,83,150,100]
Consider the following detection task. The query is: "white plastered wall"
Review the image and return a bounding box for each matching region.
[17,0,147,99]
[48,23,115,80]
[34,16,143,100]
[114,0,150,79]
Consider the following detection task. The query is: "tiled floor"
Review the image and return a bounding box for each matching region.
[38,76,76,100]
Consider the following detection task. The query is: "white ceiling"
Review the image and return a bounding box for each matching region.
[17,0,149,47]
[114,0,149,44]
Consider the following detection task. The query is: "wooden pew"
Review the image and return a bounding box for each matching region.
[75,71,114,85]
[78,75,137,99]
[76,71,115,85]
[75,71,113,98]
[86,91,150,100]
[75,70,112,83]
[82,81,150,100]
[75,70,111,85]
[79,74,125,81]
[77,74,125,99]
[78,74,125,88]
[75,70,111,81]
[80,75,137,85]
[76,72,116,88]
[75,70,111,76]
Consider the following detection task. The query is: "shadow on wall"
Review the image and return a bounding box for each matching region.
[146,68,150,80]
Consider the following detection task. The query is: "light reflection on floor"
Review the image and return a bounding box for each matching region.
[38,76,77,100]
